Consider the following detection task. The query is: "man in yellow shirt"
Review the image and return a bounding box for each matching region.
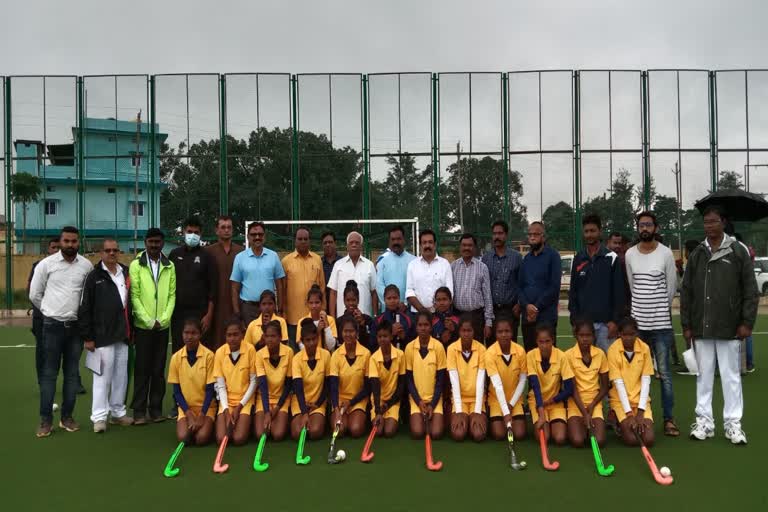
[281,227,325,347]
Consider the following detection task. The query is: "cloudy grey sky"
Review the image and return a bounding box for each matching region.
[2,0,767,220]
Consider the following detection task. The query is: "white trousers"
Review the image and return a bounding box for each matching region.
[90,343,129,423]
[694,339,743,428]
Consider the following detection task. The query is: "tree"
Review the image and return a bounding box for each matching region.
[438,156,528,238]
[542,201,574,250]
[714,170,743,192]
[582,168,643,236]
[10,172,41,254]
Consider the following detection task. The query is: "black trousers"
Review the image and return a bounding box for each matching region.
[131,327,169,418]
[171,305,208,354]
[492,304,520,345]
[521,319,557,352]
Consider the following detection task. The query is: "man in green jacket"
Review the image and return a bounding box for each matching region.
[682,205,758,445]
[130,228,176,425]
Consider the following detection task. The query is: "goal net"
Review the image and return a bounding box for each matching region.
[244,218,421,259]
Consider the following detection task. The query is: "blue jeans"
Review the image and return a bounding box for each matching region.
[593,322,610,353]
[39,318,83,422]
[746,336,754,368]
[639,329,675,422]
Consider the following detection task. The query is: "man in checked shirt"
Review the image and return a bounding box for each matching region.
[481,220,523,344]
[451,233,494,344]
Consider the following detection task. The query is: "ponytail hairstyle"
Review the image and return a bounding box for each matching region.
[343,279,360,300]
[259,289,277,304]
[307,283,324,302]
[299,317,318,337]
[572,317,596,336]
[263,320,282,337]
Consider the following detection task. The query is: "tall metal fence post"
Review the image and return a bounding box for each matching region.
[572,71,582,251]
[362,75,371,256]
[641,71,651,209]
[149,76,158,228]
[709,71,719,191]
[4,77,12,309]
[219,75,228,215]
[76,77,85,235]
[431,73,440,235]
[291,75,300,221]
[501,72,511,225]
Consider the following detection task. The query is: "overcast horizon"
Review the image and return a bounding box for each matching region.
[2,0,767,223]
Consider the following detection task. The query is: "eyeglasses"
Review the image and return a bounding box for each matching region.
[249,232,265,238]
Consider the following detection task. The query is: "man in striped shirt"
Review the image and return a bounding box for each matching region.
[624,211,679,437]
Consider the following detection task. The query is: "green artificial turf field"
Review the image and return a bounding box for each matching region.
[1,318,766,511]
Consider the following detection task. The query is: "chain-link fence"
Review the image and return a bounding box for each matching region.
[3,69,768,308]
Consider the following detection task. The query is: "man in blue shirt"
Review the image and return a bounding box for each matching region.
[230,221,286,326]
[481,220,523,343]
[519,221,562,351]
[376,225,415,312]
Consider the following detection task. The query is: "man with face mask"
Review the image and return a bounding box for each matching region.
[625,211,679,437]
[30,226,93,437]
[168,217,217,418]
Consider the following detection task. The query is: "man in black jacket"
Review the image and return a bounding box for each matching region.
[79,239,134,433]
[682,206,758,445]
[568,214,626,352]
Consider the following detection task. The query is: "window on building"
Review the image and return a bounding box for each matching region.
[130,202,145,217]
[44,200,57,216]
[130,151,143,167]
[46,186,55,192]
[138,188,143,195]
[107,187,116,194]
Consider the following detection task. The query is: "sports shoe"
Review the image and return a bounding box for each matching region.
[110,415,134,426]
[93,421,107,433]
[59,417,80,432]
[133,416,148,426]
[746,365,756,374]
[689,418,714,440]
[36,421,53,438]
[725,423,747,445]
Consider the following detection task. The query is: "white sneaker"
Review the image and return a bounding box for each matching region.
[724,424,747,445]
[93,420,107,433]
[689,418,714,440]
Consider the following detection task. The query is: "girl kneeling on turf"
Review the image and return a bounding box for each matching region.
[565,319,609,448]
[329,315,372,438]
[214,319,257,445]
[168,318,215,445]
[244,290,289,349]
[486,316,528,441]
[337,280,375,351]
[297,284,337,351]
[369,320,406,438]
[291,319,331,440]
[405,311,447,440]
[432,287,460,348]
[254,320,293,441]
[608,317,655,447]
[527,323,574,446]
[447,315,487,442]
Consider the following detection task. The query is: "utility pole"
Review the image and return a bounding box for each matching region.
[672,161,682,253]
[134,110,141,254]
[457,142,464,232]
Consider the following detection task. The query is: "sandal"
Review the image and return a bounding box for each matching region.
[664,419,680,437]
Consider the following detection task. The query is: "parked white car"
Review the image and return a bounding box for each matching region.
[754,257,768,296]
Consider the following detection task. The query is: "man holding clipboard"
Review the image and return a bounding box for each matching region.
[79,239,134,433]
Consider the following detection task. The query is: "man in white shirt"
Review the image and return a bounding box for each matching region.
[29,226,93,438]
[406,229,453,313]
[78,239,134,433]
[328,231,378,317]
